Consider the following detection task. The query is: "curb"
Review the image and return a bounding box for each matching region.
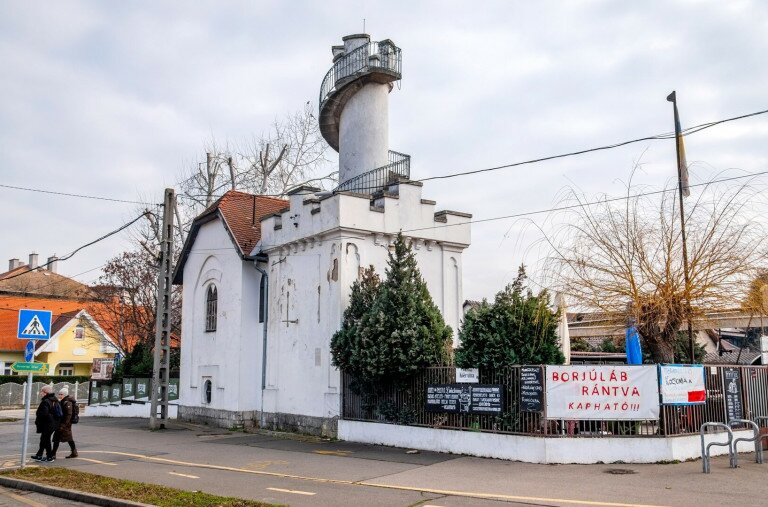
[0,476,152,507]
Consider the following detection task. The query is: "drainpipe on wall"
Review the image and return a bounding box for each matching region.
[253,256,269,430]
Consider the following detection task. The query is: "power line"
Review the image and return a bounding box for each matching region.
[0,263,109,297]
[1,212,150,282]
[231,169,768,248]
[416,107,768,185]
[399,170,768,234]
[0,183,156,205]
[338,107,768,193]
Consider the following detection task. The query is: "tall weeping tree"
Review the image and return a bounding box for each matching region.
[331,233,453,387]
[455,265,564,368]
[545,171,766,363]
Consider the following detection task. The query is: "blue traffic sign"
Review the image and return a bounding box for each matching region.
[24,340,35,362]
[17,309,52,341]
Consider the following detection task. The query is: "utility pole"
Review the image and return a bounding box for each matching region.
[150,188,176,430]
[667,91,695,364]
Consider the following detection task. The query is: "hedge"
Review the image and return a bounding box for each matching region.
[0,375,90,385]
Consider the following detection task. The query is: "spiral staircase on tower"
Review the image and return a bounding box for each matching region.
[318,39,410,194]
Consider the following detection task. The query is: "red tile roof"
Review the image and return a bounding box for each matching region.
[0,266,95,299]
[174,191,288,284]
[198,191,288,255]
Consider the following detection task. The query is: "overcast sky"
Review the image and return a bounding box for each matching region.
[1,0,766,301]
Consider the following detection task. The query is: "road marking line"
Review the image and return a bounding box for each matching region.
[81,451,668,507]
[0,486,47,507]
[77,457,117,466]
[267,487,316,496]
[313,450,352,456]
[169,471,200,479]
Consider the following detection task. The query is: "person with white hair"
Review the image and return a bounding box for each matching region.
[31,385,61,462]
[52,387,78,458]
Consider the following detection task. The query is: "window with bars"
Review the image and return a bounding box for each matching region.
[205,284,217,332]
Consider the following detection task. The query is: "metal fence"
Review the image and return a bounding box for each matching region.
[342,365,768,437]
[0,381,89,406]
[319,39,402,111]
[335,150,411,194]
[87,377,180,405]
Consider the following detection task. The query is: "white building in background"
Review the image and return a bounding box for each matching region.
[174,34,473,436]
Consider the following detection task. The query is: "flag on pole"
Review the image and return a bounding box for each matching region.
[667,91,690,197]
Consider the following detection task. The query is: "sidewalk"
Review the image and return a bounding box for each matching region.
[1,412,765,506]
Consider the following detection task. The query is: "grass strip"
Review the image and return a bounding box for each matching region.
[1,467,283,507]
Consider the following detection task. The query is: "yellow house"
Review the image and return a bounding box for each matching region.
[34,309,122,376]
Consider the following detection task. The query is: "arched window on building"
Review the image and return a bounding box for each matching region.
[205,284,217,332]
[203,379,212,404]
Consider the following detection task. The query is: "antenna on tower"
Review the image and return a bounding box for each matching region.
[363,18,366,33]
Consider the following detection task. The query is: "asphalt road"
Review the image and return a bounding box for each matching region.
[0,485,91,506]
[0,412,765,507]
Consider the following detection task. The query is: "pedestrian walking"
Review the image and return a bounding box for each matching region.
[52,387,78,458]
[31,385,61,462]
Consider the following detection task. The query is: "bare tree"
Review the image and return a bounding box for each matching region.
[239,103,336,196]
[742,271,768,329]
[174,103,336,240]
[93,250,181,353]
[544,171,766,362]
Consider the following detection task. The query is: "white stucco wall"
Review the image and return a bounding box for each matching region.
[339,82,390,184]
[338,420,755,464]
[179,183,471,430]
[179,219,265,414]
[257,182,471,423]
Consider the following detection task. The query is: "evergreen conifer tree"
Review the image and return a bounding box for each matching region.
[332,233,452,387]
[455,265,564,368]
[358,233,452,384]
[330,266,380,375]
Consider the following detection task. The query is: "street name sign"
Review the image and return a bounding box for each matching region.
[11,362,49,373]
[17,309,52,340]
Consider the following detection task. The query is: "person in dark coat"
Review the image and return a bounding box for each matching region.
[32,385,59,462]
[52,387,78,458]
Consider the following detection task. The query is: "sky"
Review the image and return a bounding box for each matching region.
[1,0,767,302]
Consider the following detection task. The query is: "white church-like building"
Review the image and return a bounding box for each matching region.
[174,34,473,436]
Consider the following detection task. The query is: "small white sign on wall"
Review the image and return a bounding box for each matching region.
[456,368,479,383]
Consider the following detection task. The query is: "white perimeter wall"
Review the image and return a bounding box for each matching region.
[85,403,178,419]
[339,420,755,464]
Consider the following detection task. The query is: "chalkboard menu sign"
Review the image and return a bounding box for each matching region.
[520,366,544,412]
[426,384,504,415]
[723,367,743,422]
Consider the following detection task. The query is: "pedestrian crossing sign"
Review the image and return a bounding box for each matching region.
[17,309,52,340]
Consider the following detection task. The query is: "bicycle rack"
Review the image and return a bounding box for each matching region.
[700,422,735,473]
[729,419,764,466]
[755,416,768,454]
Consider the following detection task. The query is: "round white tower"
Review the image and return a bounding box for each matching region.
[318,34,405,193]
